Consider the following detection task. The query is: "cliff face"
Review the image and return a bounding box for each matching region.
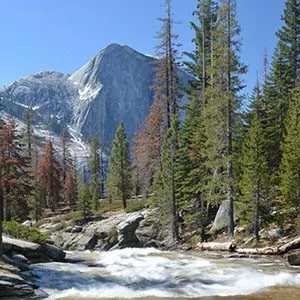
[70,44,155,147]
[0,43,190,150]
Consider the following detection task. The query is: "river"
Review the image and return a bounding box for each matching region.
[24,248,300,300]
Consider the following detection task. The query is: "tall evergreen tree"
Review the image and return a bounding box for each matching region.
[178,0,218,241]
[240,82,269,242]
[264,0,300,178]
[280,82,300,218]
[89,136,103,211]
[201,0,246,238]
[106,122,131,209]
[152,0,181,241]
[78,182,91,223]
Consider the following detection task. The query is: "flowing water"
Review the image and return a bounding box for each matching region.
[24,248,300,300]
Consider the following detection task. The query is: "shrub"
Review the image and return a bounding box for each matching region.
[3,220,49,244]
[125,199,149,213]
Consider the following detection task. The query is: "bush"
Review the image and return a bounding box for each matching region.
[125,199,149,213]
[3,220,49,244]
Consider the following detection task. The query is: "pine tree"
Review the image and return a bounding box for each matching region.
[264,0,300,179]
[201,0,246,238]
[155,115,181,239]
[106,122,131,209]
[132,98,164,196]
[280,82,300,218]
[151,0,182,241]
[38,140,61,212]
[78,182,91,223]
[89,136,103,211]
[64,170,78,207]
[60,128,72,182]
[1,119,32,221]
[240,82,269,242]
[0,118,32,254]
[178,0,218,241]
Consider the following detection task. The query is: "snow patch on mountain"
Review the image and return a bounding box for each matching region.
[78,83,103,102]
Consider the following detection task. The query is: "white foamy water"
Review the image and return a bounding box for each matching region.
[25,248,300,299]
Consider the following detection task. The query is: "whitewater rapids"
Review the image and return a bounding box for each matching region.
[24,248,300,299]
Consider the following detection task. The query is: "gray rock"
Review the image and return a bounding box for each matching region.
[2,236,45,262]
[0,269,34,298]
[115,212,145,248]
[12,254,30,271]
[40,244,66,262]
[209,200,238,234]
[2,235,66,263]
[287,250,300,265]
[136,208,161,242]
[71,225,83,233]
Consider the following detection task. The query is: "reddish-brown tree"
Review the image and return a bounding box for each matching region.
[0,118,32,255]
[63,170,77,207]
[133,98,165,195]
[38,140,61,212]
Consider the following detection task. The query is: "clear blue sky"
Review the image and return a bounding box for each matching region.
[0,0,285,95]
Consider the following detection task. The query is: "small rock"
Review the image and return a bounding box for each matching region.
[22,220,32,227]
[287,250,300,266]
[65,226,73,233]
[71,226,83,233]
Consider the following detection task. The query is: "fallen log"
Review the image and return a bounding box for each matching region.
[195,242,236,252]
[278,236,300,254]
[236,246,278,255]
[195,236,300,255]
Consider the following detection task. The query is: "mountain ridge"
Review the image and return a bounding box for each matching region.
[0,43,190,152]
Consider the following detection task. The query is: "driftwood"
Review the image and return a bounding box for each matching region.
[278,236,300,254]
[195,236,300,255]
[236,246,278,255]
[195,242,236,252]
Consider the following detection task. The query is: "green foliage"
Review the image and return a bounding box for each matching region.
[153,115,181,238]
[239,83,270,240]
[89,136,104,201]
[78,183,92,223]
[280,83,300,216]
[125,199,149,213]
[108,226,118,245]
[3,220,49,244]
[263,0,300,180]
[106,121,132,208]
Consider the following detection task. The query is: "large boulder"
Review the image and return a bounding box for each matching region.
[2,235,65,263]
[209,200,238,234]
[113,212,147,249]
[40,244,66,261]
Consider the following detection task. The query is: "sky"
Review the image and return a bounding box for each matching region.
[0,0,286,96]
